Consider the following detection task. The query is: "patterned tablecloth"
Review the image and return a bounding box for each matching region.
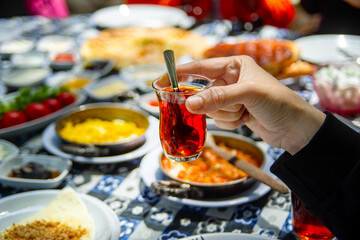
[0,128,297,240]
[0,15,308,240]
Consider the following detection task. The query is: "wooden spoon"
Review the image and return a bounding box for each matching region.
[205,132,289,194]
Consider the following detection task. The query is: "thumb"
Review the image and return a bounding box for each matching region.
[186,83,246,114]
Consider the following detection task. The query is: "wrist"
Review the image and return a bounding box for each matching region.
[285,107,326,155]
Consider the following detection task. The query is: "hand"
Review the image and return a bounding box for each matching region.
[343,0,360,9]
[178,56,326,155]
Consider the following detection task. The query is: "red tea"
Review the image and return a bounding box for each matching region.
[157,85,206,161]
[292,193,334,240]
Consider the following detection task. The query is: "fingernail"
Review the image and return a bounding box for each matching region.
[188,96,203,110]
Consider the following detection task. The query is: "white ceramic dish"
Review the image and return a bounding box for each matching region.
[140,138,273,207]
[120,64,166,92]
[86,75,135,101]
[180,233,273,240]
[45,71,97,91]
[42,116,160,164]
[10,52,48,68]
[0,91,86,139]
[0,154,72,189]
[0,82,7,96]
[73,59,115,78]
[0,139,19,163]
[37,35,75,53]
[295,34,360,65]
[0,38,34,54]
[0,25,22,42]
[0,189,120,240]
[138,91,159,117]
[1,67,51,89]
[91,4,195,29]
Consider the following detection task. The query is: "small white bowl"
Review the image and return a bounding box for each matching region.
[138,92,159,117]
[0,38,34,54]
[74,59,115,78]
[86,75,135,101]
[0,139,19,163]
[10,51,48,68]
[1,67,51,89]
[45,71,97,91]
[120,64,166,92]
[0,154,72,189]
[37,35,75,53]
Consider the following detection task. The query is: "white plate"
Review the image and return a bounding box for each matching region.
[180,233,272,240]
[140,144,273,208]
[295,34,360,65]
[0,190,120,240]
[37,35,76,53]
[138,92,159,117]
[0,82,7,96]
[42,116,160,164]
[91,4,195,29]
[0,91,87,139]
[0,139,19,163]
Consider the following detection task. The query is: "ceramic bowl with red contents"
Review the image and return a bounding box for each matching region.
[49,52,77,71]
[313,63,360,116]
[138,92,159,117]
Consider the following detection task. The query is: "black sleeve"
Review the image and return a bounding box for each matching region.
[270,112,360,240]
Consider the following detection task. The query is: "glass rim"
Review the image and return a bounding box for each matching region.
[152,73,213,94]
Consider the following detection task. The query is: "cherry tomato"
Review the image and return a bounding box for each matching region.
[1,111,28,128]
[57,92,76,106]
[43,98,63,112]
[24,103,51,120]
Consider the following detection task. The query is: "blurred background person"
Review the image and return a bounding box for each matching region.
[0,0,69,19]
[125,0,296,30]
[66,0,121,14]
[300,0,360,35]
[26,0,69,18]
[0,0,28,18]
[219,0,296,30]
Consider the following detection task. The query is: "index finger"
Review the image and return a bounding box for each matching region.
[176,57,240,85]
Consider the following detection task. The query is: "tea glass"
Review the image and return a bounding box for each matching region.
[152,73,212,162]
[291,193,334,240]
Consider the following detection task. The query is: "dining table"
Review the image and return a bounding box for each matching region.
[0,11,349,240]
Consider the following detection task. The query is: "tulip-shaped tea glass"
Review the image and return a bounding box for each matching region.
[153,73,212,162]
[291,193,334,239]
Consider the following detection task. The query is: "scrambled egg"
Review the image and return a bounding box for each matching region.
[59,118,146,144]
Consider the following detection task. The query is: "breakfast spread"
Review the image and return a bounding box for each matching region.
[0,187,95,240]
[80,27,210,69]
